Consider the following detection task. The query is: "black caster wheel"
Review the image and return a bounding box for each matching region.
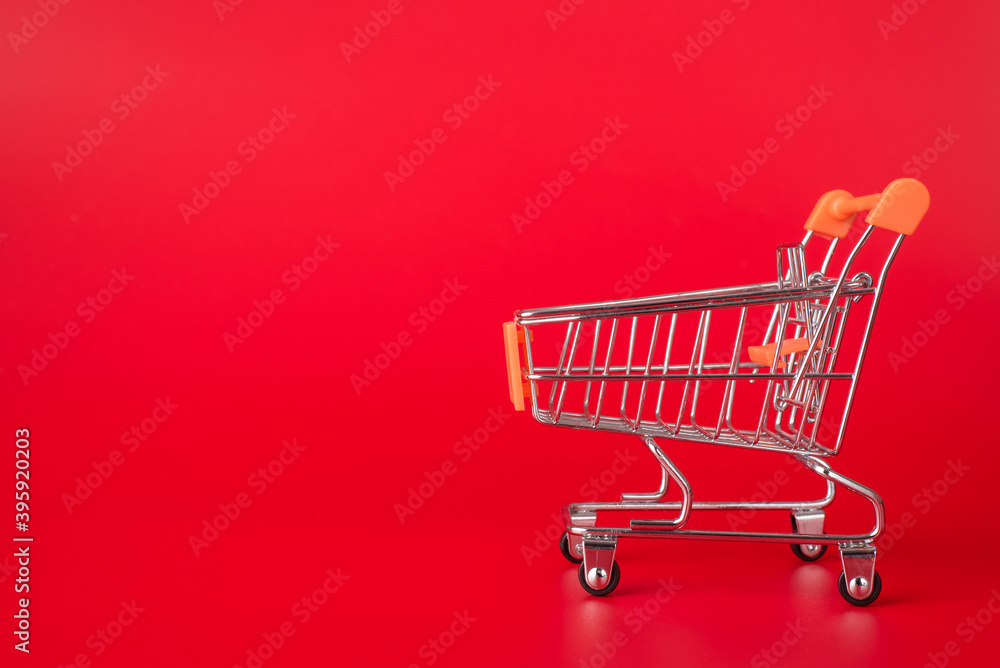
[560,533,583,564]
[578,561,621,596]
[790,514,827,561]
[790,542,828,562]
[838,570,882,606]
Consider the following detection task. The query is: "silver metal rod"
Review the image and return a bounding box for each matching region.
[527,372,854,381]
[582,319,602,424]
[835,234,905,452]
[593,318,619,427]
[655,313,677,429]
[619,317,639,427]
[635,314,662,427]
[788,225,874,396]
[517,283,875,325]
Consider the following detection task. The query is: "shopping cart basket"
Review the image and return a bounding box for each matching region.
[503,178,929,605]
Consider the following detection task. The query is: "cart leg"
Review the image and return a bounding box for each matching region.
[626,435,693,528]
[566,505,596,531]
[621,466,669,502]
[559,506,594,564]
[567,533,584,562]
[792,453,885,542]
[579,534,620,596]
[837,543,881,606]
[790,509,827,561]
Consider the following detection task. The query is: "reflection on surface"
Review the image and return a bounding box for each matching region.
[837,608,878,648]
[563,569,622,661]
[790,559,879,662]
[562,567,689,664]
[790,563,832,600]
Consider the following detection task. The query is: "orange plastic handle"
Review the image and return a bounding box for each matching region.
[503,322,530,411]
[748,337,816,368]
[804,178,930,239]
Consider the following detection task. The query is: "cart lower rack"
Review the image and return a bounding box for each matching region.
[504,178,929,605]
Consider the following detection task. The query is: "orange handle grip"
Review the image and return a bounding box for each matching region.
[748,337,817,368]
[503,322,530,411]
[804,178,930,239]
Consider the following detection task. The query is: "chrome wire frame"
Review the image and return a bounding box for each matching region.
[516,225,902,548]
[560,436,883,547]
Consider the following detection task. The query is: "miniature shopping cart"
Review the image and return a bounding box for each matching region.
[503,179,929,605]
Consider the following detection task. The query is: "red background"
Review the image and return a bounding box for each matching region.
[3,1,999,666]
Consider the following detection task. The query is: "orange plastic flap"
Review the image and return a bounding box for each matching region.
[503,322,529,411]
[803,189,856,240]
[748,337,815,368]
[865,178,930,236]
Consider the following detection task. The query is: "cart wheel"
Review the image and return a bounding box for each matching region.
[578,561,620,596]
[790,514,827,561]
[838,570,882,606]
[560,533,583,564]
[790,543,827,562]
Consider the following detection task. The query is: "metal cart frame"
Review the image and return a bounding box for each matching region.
[503,179,930,604]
